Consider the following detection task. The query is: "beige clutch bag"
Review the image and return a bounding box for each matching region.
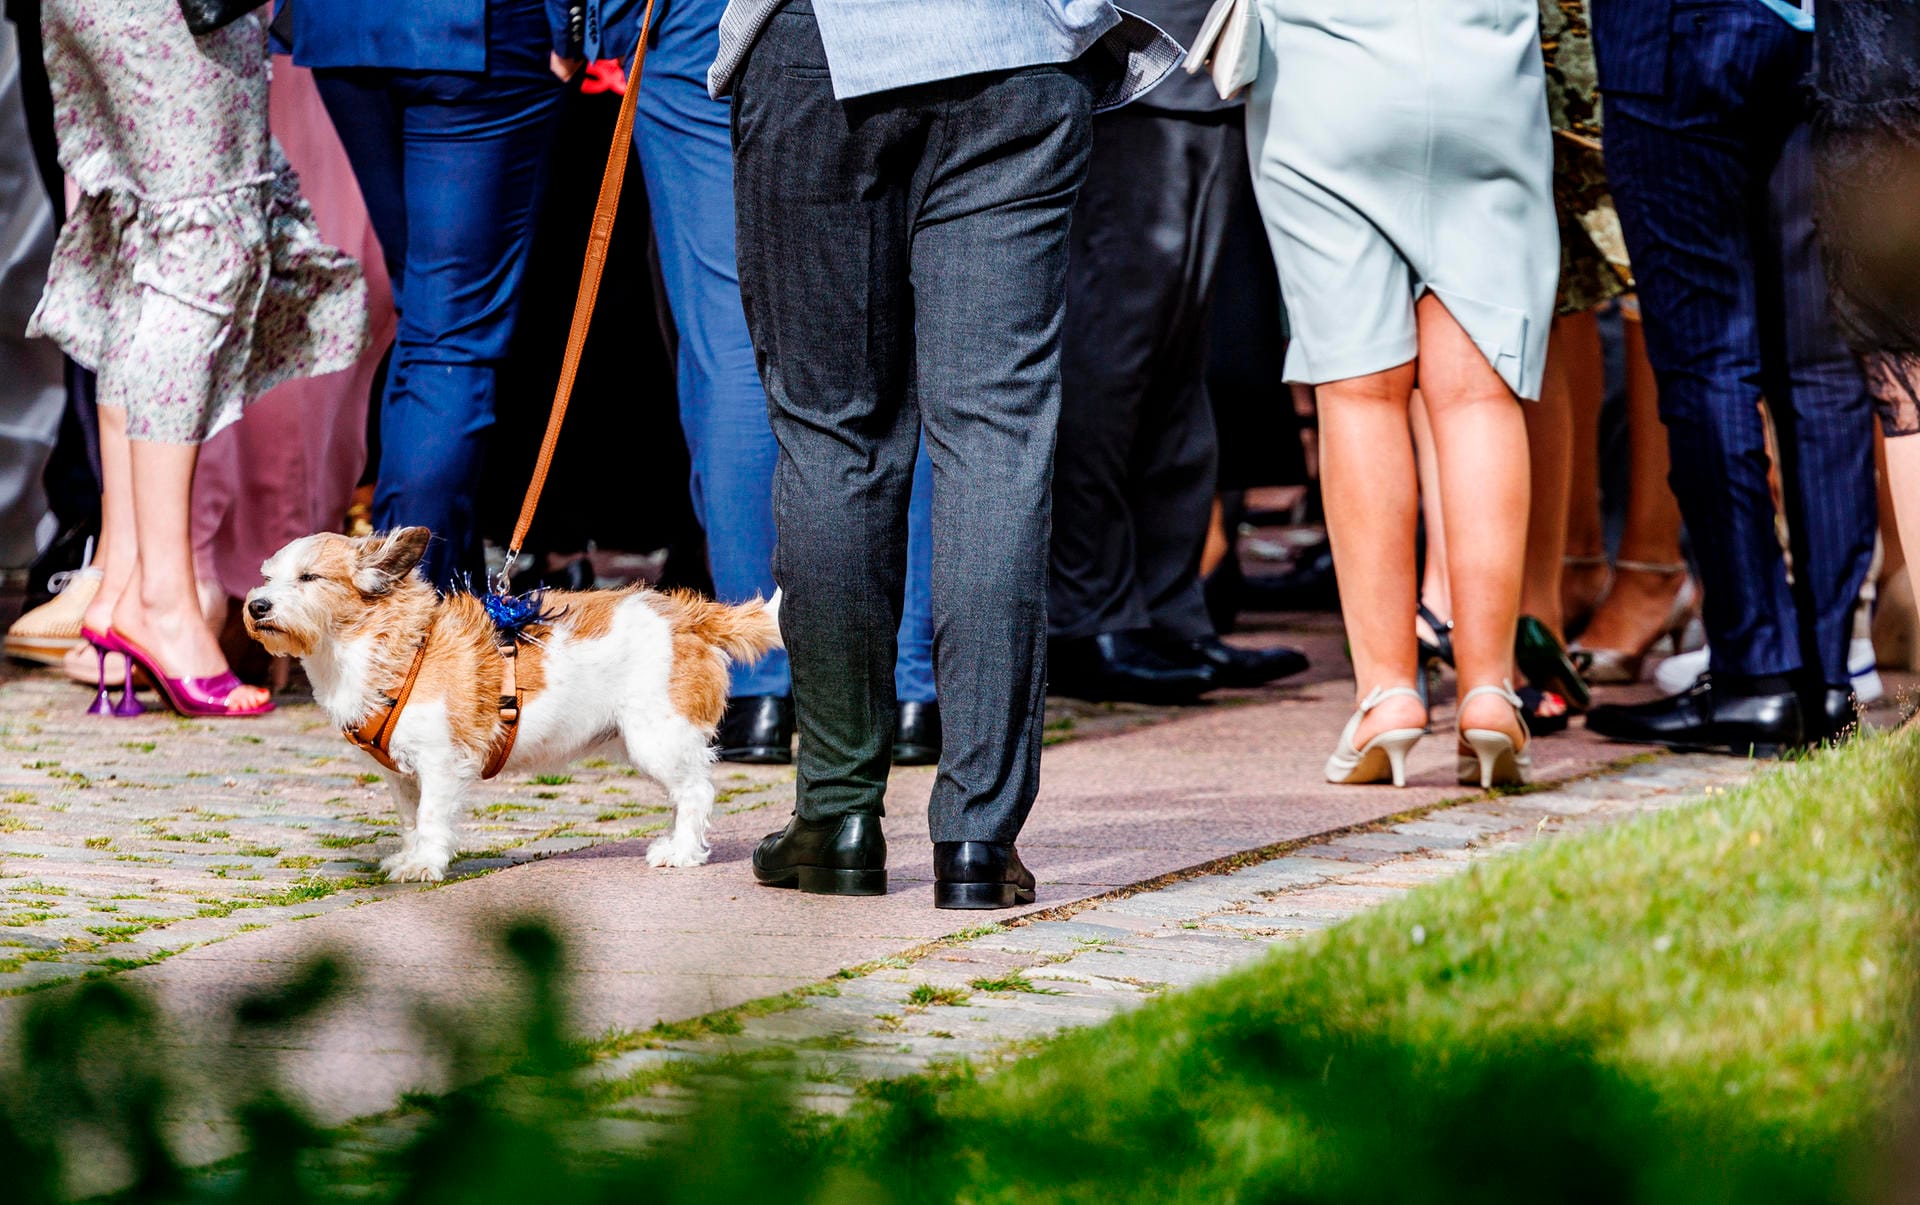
[1182,0,1262,101]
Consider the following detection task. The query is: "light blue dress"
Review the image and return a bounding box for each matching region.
[1245,0,1557,399]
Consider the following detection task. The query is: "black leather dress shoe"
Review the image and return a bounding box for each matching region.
[716,695,794,764]
[753,813,887,895]
[1585,678,1803,756]
[1806,687,1860,745]
[894,700,941,766]
[1234,541,1341,612]
[1158,634,1310,689]
[933,841,1035,910]
[1049,632,1215,705]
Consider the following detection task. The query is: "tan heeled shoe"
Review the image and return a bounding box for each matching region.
[1325,685,1427,787]
[1569,561,1701,684]
[1457,682,1531,789]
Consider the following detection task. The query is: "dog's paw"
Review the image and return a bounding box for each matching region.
[380,850,447,883]
[646,836,710,869]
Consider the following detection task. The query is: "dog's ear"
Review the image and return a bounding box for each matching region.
[354,527,432,596]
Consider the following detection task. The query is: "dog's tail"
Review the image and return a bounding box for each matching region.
[659,588,784,665]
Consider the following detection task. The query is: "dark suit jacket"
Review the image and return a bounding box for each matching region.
[1589,0,1675,96]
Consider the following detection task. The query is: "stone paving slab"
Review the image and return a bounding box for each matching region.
[553,750,1762,1134]
[0,617,1776,1137]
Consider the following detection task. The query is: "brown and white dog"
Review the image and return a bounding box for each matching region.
[242,527,780,882]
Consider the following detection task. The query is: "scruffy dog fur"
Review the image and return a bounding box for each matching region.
[243,528,781,883]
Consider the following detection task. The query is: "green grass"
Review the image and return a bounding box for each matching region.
[155,829,230,844]
[967,972,1058,996]
[906,984,970,1008]
[82,924,147,944]
[860,729,1920,1202]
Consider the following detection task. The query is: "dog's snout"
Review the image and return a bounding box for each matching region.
[247,597,273,621]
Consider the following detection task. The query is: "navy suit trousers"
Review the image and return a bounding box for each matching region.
[313,7,564,589]
[1602,4,1876,689]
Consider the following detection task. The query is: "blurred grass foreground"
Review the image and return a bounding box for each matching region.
[3,728,1918,1203]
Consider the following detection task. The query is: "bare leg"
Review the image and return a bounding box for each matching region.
[1199,497,1230,580]
[1318,360,1427,748]
[111,440,267,710]
[1882,435,1920,664]
[1521,318,1576,636]
[1879,426,1905,584]
[67,404,139,686]
[1577,309,1691,655]
[1291,382,1320,484]
[1410,389,1452,637]
[1874,426,1919,671]
[1558,309,1609,629]
[79,403,137,636]
[1418,295,1529,747]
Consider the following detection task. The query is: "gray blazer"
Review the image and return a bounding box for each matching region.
[707,0,1183,111]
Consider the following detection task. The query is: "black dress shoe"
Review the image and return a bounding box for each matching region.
[1049,631,1216,705]
[509,552,596,595]
[1234,541,1341,612]
[1585,678,1803,756]
[1157,633,1309,689]
[894,700,941,766]
[753,813,887,895]
[933,841,1035,910]
[1806,687,1860,745]
[716,695,794,764]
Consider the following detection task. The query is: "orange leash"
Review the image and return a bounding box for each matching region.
[499,0,661,588]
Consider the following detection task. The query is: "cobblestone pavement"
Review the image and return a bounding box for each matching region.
[0,668,1189,994]
[562,752,1762,1131]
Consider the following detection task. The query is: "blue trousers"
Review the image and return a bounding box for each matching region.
[634,0,933,703]
[315,18,564,590]
[1603,6,1875,689]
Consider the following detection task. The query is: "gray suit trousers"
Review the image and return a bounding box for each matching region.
[730,4,1093,842]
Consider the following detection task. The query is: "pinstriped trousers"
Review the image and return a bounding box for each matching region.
[1602,3,1876,689]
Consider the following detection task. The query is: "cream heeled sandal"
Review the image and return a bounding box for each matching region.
[1325,685,1427,787]
[1457,682,1532,789]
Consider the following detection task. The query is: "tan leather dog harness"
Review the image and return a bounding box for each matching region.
[344,624,526,782]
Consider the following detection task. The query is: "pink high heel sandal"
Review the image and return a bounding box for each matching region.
[81,627,145,717]
[106,628,273,718]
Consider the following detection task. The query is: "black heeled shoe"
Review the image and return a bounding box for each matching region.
[1515,615,1592,712]
[1415,602,1453,714]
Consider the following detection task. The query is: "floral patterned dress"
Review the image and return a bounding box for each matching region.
[27,0,366,445]
[1539,0,1630,316]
